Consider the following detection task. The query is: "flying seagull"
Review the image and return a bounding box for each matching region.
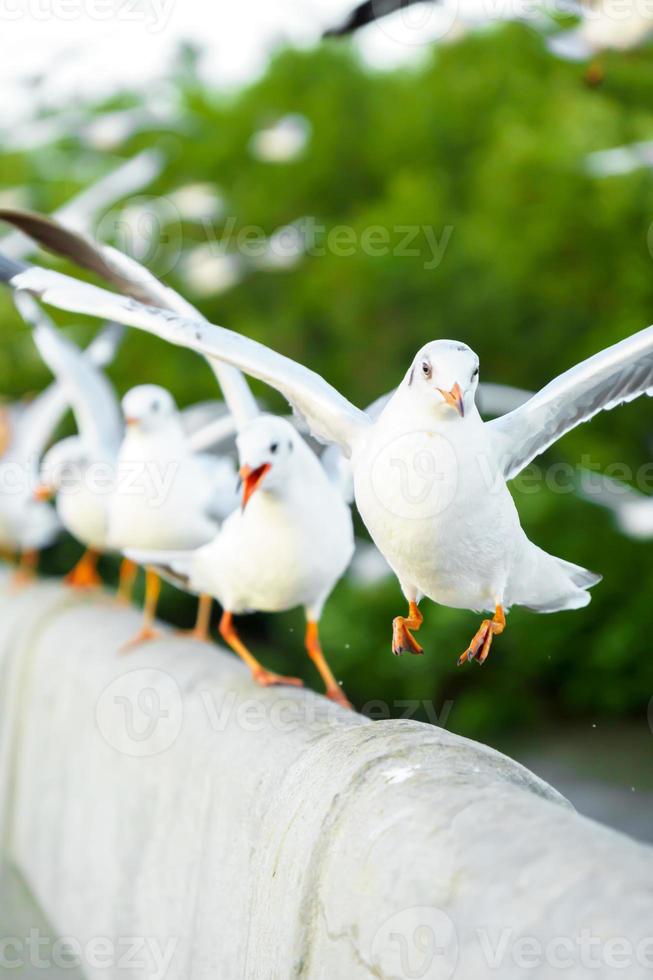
[6,260,653,666]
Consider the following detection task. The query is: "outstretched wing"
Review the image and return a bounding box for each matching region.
[11,265,371,456]
[488,326,653,480]
[0,208,259,431]
[14,293,123,457]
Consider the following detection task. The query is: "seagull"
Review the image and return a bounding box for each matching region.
[11,257,653,666]
[0,214,356,698]
[127,413,355,707]
[109,382,240,649]
[0,306,123,579]
[13,293,128,591]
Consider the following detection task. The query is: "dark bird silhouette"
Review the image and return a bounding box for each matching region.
[324,0,427,37]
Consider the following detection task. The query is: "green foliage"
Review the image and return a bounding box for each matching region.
[3,26,653,738]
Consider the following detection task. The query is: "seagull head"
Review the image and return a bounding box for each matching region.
[236,415,298,509]
[36,437,88,500]
[404,340,479,419]
[122,384,177,433]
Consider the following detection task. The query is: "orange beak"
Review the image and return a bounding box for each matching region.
[239,463,271,509]
[124,417,138,427]
[34,484,54,502]
[437,382,465,417]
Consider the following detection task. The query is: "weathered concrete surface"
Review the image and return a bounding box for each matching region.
[1,571,653,980]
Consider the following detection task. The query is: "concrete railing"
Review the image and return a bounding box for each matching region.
[1,571,653,980]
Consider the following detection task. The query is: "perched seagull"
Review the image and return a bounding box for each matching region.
[0,310,123,578]
[109,383,240,648]
[11,260,653,667]
[13,294,127,590]
[128,414,354,707]
[0,217,356,701]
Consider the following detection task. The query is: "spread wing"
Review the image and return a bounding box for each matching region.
[14,292,123,458]
[0,208,259,431]
[11,265,371,456]
[488,325,653,480]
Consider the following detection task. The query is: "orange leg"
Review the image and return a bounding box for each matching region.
[120,567,162,653]
[305,620,352,709]
[116,558,138,605]
[392,600,424,656]
[11,549,38,588]
[458,604,505,667]
[218,611,303,689]
[177,593,213,642]
[64,548,103,589]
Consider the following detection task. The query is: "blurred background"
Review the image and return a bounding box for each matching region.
[2,0,653,840]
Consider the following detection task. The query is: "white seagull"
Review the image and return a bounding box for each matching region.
[0,308,123,579]
[10,258,653,667]
[128,413,355,707]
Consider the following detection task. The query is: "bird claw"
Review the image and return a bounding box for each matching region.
[252,669,304,689]
[458,617,500,667]
[391,618,424,656]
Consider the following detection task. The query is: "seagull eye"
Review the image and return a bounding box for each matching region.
[270,442,279,454]
[471,367,479,379]
[421,361,432,379]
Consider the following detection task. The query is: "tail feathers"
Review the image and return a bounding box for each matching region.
[513,546,601,614]
[125,548,195,592]
[560,558,602,592]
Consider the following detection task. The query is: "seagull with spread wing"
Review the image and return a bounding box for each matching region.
[5,256,652,666]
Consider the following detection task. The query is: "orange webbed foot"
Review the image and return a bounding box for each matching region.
[458,605,505,667]
[391,601,424,656]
